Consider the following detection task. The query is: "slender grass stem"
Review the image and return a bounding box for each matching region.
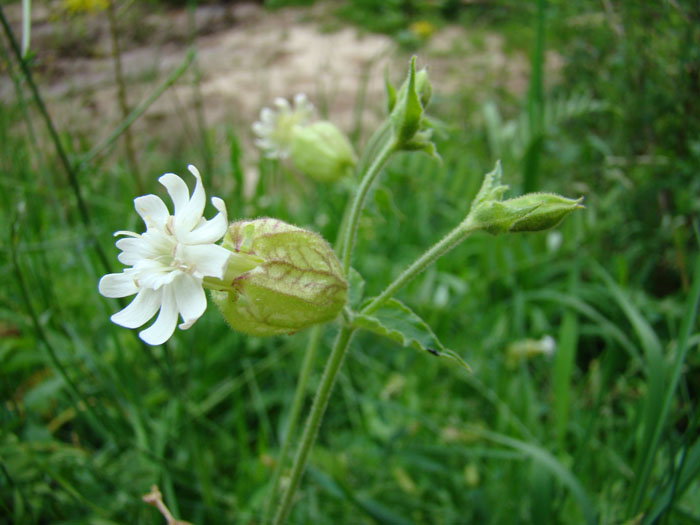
[262,324,322,523]
[0,6,112,273]
[8,217,111,441]
[341,140,396,275]
[80,49,194,165]
[187,0,213,176]
[272,326,355,525]
[629,233,700,513]
[361,220,479,315]
[107,0,142,193]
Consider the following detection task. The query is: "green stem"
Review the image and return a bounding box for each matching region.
[362,219,478,315]
[271,125,394,522]
[107,0,142,193]
[264,193,354,522]
[0,6,112,273]
[9,216,112,441]
[187,0,213,176]
[341,140,396,275]
[272,326,355,525]
[262,324,322,523]
[80,49,194,165]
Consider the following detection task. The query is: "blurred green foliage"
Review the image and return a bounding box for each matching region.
[1,0,699,523]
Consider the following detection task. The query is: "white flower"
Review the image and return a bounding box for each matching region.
[252,93,314,159]
[98,165,232,345]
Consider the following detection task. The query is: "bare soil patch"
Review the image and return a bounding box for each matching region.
[2,2,562,158]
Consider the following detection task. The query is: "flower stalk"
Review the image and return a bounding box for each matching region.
[272,325,356,525]
[361,218,479,316]
[341,139,396,274]
[262,324,323,524]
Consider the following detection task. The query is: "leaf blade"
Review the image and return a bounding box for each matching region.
[352,298,470,372]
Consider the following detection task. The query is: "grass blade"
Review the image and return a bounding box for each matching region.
[553,311,577,448]
[475,427,597,524]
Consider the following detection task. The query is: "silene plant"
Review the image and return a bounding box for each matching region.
[99,57,583,523]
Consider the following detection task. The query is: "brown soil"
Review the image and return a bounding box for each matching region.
[1,2,562,162]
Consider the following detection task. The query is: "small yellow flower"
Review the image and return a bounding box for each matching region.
[409,20,436,40]
[63,0,108,14]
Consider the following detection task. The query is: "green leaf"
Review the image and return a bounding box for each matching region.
[384,67,396,114]
[403,130,440,160]
[470,160,508,211]
[348,267,365,309]
[352,298,470,372]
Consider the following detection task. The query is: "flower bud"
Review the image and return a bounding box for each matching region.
[211,218,347,336]
[414,68,432,109]
[466,161,583,234]
[390,56,424,145]
[389,65,432,113]
[504,193,584,233]
[289,121,356,182]
[470,192,583,234]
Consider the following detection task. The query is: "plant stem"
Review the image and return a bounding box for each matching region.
[341,140,396,275]
[362,219,478,315]
[262,324,322,523]
[0,6,112,273]
[80,49,194,165]
[8,216,112,441]
[272,326,355,525]
[107,0,142,193]
[264,192,354,522]
[187,0,213,176]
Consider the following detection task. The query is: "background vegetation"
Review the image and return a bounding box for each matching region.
[1,0,699,523]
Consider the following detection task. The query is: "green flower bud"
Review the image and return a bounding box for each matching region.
[467,161,583,234]
[387,66,432,113]
[390,56,424,145]
[211,218,347,336]
[505,193,584,232]
[289,121,356,182]
[470,192,583,234]
[414,68,432,109]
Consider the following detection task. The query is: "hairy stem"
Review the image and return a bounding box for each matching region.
[272,326,355,524]
[341,140,396,275]
[262,324,322,523]
[362,219,478,315]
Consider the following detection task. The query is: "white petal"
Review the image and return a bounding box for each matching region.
[183,197,228,244]
[173,274,206,330]
[179,244,231,279]
[173,166,206,235]
[114,230,139,238]
[260,107,275,123]
[139,286,178,345]
[135,262,177,290]
[294,93,307,106]
[274,97,290,111]
[115,236,161,265]
[98,272,138,298]
[252,122,267,136]
[111,288,161,329]
[134,194,169,229]
[159,173,190,215]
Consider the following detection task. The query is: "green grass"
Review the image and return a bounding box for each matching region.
[2,0,700,523]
